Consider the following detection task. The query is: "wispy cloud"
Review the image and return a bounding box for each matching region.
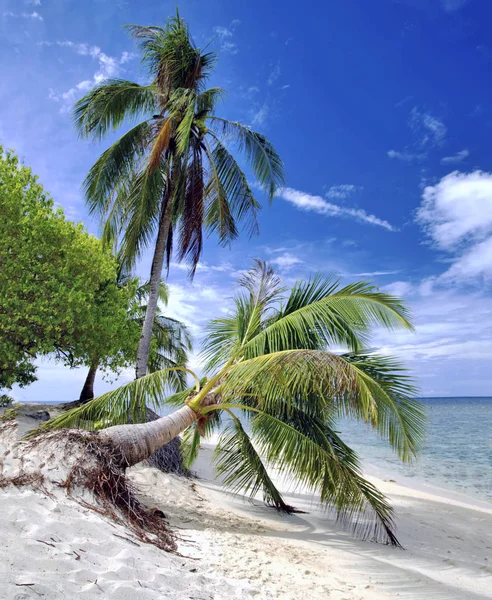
[325,184,362,200]
[42,41,135,110]
[213,20,240,54]
[388,149,426,163]
[278,187,396,231]
[440,149,469,165]
[25,0,41,4]
[267,62,281,86]
[409,107,447,148]
[388,106,447,163]
[251,103,269,127]
[3,10,43,21]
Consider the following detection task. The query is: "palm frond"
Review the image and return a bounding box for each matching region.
[205,134,261,240]
[43,368,199,431]
[340,352,425,461]
[249,412,400,545]
[243,277,413,358]
[208,117,284,199]
[214,417,292,511]
[83,120,152,217]
[73,80,157,140]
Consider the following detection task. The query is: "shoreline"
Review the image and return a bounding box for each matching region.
[2,407,492,599]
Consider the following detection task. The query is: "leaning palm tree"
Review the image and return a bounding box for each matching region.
[73,13,284,379]
[45,261,425,546]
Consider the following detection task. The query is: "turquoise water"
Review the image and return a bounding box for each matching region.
[339,397,492,503]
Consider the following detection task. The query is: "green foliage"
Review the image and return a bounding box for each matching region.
[0,394,13,408]
[73,12,285,275]
[0,147,139,388]
[46,260,425,546]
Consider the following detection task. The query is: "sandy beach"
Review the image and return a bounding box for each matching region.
[1,412,492,599]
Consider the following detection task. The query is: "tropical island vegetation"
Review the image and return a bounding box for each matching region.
[1,9,425,564]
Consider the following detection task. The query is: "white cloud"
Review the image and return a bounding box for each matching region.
[325,184,361,200]
[267,62,281,86]
[25,0,42,4]
[43,41,135,110]
[418,171,492,251]
[442,237,492,281]
[221,41,238,55]
[441,149,469,165]
[382,281,413,297]
[417,170,492,281]
[278,187,396,231]
[409,107,447,148]
[3,10,43,21]
[213,22,240,54]
[251,103,269,127]
[214,26,233,37]
[270,253,303,270]
[387,149,426,163]
[388,107,446,163]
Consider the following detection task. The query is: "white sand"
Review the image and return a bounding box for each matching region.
[1,416,492,599]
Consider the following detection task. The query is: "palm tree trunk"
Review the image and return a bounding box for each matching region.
[79,359,99,402]
[135,198,172,379]
[98,404,198,467]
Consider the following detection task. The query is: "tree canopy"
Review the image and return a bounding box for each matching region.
[0,147,139,389]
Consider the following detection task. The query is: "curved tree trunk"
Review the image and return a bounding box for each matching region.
[99,404,198,467]
[79,359,98,402]
[135,197,173,379]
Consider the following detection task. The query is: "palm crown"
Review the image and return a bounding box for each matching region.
[74,15,284,273]
[74,13,284,379]
[46,261,425,546]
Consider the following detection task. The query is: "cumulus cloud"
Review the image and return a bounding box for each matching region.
[441,149,469,165]
[278,187,396,231]
[418,171,492,250]
[417,170,492,281]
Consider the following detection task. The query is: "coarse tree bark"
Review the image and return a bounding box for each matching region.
[135,195,173,380]
[79,359,99,402]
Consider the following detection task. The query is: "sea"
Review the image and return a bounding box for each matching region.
[26,397,492,503]
[339,397,492,503]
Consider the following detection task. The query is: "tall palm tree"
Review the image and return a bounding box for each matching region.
[46,261,425,546]
[73,13,284,379]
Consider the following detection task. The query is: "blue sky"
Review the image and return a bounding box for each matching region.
[2,0,492,401]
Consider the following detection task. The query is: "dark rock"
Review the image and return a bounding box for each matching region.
[25,410,50,422]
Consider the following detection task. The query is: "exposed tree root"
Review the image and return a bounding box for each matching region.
[1,426,176,553]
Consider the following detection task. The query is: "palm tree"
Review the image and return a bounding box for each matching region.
[76,277,191,404]
[73,13,284,379]
[46,261,425,546]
